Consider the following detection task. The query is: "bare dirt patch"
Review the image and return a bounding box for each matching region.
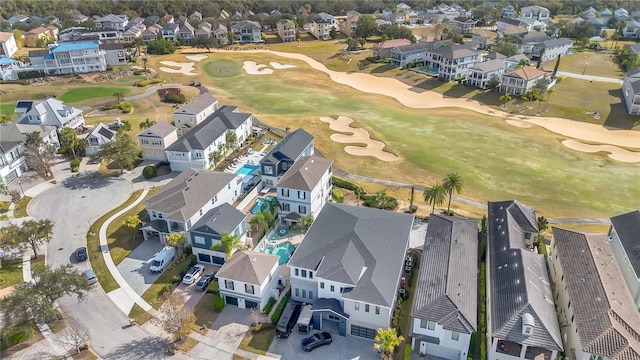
[319,116,399,162]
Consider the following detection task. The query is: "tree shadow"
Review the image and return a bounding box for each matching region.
[370,64,396,74]
[105,336,173,360]
[409,78,447,93]
[130,171,180,184]
[603,89,640,130]
[443,84,475,99]
[62,172,119,190]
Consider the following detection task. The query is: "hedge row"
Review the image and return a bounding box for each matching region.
[270,291,290,324]
[213,295,225,311]
[331,177,363,193]
[137,77,164,87]
[332,188,344,203]
[101,102,132,113]
[263,297,277,315]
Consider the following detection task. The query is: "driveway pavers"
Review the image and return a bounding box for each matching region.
[116,239,164,295]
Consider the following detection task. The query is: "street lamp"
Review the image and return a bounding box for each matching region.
[17,180,25,197]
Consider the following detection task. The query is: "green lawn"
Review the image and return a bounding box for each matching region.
[194,293,222,332]
[200,54,639,219]
[13,196,32,218]
[0,103,15,116]
[0,258,24,289]
[59,87,131,103]
[238,324,276,355]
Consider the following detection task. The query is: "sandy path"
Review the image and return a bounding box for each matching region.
[159,61,197,75]
[215,49,640,150]
[243,61,273,75]
[562,140,640,163]
[319,116,399,162]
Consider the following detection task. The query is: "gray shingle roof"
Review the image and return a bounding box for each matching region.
[275,156,333,191]
[261,129,314,165]
[190,203,246,237]
[167,107,251,152]
[0,123,25,153]
[488,200,562,351]
[216,250,279,285]
[145,169,239,222]
[430,44,480,59]
[411,215,478,334]
[288,203,414,307]
[173,94,218,116]
[470,58,505,72]
[610,210,640,278]
[138,121,176,138]
[542,38,573,48]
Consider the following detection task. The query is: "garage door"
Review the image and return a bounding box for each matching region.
[226,296,238,306]
[350,325,376,339]
[245,300,258,309]
[212,256,225,265]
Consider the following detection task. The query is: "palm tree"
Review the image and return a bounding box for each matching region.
[225,131,237,149]
[499,93,511,109]
[537,216,549,235]
[376,189,388,209]
[442,172,464,214]
[423,183,447,214]
[113,92,124,104]
[373,328,404,360]
[208,149,223,168]
[249,211,266,236]
[516,59,530,68]
[544,88,555,112]
[139,118,156,130]
[165,232,185,255]
[211,231,245,259]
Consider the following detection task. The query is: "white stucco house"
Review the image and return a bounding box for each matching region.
[622,69,640,116]
[608,210,640,309]
[0,32,18,58]
[137,121,178,161]
[14,98,85,130]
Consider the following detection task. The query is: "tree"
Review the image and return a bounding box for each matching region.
[1,219,53,259]
[142,56,148,70]
[0,179,8,196]
[537,216,549,235]
[493,42,518,57]
[376,189,390,209]
[211,231,245,259]
[329,27,337,39]
[118,120,132,132]
[113,91,124,104]
[249,306,263,327]
[471,4,500,25]
[373,328,403,360]
[154,292,196,342]
[166,232,185,248]
[123,215,141,241]
[193,36,216,52]
[516,59,530,68]
[225,131,237,149]
[146,39,176,55]
[544,88,555,112]
[485,74,500,91]
[139,118,156,130]
[442,172,463,214]
[56,316,90,354]
[249,211,267,236]
[499,93,512,109]
[4,264,89,323]
[59,127,85,158]
[423,183,446,214]
[354,14,377,40]
[292,215,314,232]
[552,55,561,78]
[346,37,357,51]
[23,131,56,177]
[94,134,139,174]
[358,37,366,48]
[208,149,224,168]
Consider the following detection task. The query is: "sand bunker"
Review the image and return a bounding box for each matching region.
[505,119,532,128]
[319,116,399,162]
[562,140,640,163]
[159,61,197,76]
[243,61,273,75]
[185,54,208,62]
[269,61,297,69]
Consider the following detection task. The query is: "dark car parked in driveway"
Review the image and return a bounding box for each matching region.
[301,332,332,352]
[195,274,214,291]
[75,247,88,262]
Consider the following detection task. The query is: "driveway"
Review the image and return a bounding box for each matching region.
[209,306,252,350]
[116,240,164,295]
[172,263,219,310]
[268,321,380,360]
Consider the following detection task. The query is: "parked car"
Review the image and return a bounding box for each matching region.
[301,332,332,352]
[182,264,205,285]
[75,247,88,262]
[195,274,214,291]
[83,269,98,285]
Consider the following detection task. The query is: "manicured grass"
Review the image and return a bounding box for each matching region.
[541,51,624,79]
[0,103,15,121]
[128,303,153,326]
[140,255,191,309]
[193,293,221,333]
[0,201,9,221]
[0,258,24,289]
[88,190,143,294]
[59,87,131,103]
[238,324,276,355]
[204,59,242,77]
[13,196,32,218]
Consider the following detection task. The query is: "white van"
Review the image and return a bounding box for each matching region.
[150,246,176,273]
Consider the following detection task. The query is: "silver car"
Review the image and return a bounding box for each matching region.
[182,264,205,285]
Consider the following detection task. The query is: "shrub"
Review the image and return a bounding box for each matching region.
[133,69,150,75]
[70,158,81,172]
[158,284,173,298]
[101,102,132,113]
[404,343,412,360]
[410,205,418,213]
[17,70,45,79]
[142,165,157,179]
[164,91,186,104]
[189,255,197,267]
[207,281,219,295]
[331,177,364,193]
[363,195,398,210]
[213,295,225,311]
[469,332,477,356]
[137,77,164,87]
[271,291,291,324]
[332,188,344,203]
[171,275,181,283]
[263,297,277,314]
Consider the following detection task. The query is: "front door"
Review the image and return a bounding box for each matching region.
[420,341,427,355]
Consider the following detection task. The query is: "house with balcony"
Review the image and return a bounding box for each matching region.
[487,200,562,360]
[230,20,262,43]
[0,121,59,183]
[0,56,26,81]
[25,26,52,47]
[309,18,331,41]
[122,25,144,43]
[14,98,85,129]
[260,128,314,187]
[275,156,333,226]
[211,24,228,44]
[373,38,412,60]
[84,122,116,155]
[340,11,361,37]
[469,30,495,50]
[188,203,247,265]
[216,250,280,311]
[549,227,640,360]
[141,26,161,44]
[531,38,573,62]
[100,43,127,65]
[0,32,18,58]
[410,215,477,360]
[137,121,178,161]
[622,69,640,116]
[177,21,195,44]
[141,169,242,243]
[28,41,107,76]
[467,58,507,89]
[276,19,296,42]
[608,210,640,309]
[195,23,211,38]
[166,106,253,172]
[502,4,517,18]
[317,12,337,29]
[288,203,414,338]
[390,42,430,68]
[451,17,477,33]
[161,23,179,40]
[95,14,128,32]
[500,66,547,95]
[173,93,219,134]
[519,6,550,21]
[426,44,481,81]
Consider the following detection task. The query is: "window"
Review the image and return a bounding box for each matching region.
[301,270,307,278]
[225,280,234,290]
[245,284,254,294]
[365,304,370,313]
[295,288,299,297]
[420,319,427,329]
[320,282,324,289]
[355,302,360,311]
[193,236,205,245]
[302,289,306,298]
[298,191,306,199]
[295,268,299,277]
[309,291,313,300]
[375,306,380,315]
[428,321,436,330]
[330,285,335,292]
[309,271,313,279]
[451,331,460,341]
[525,233,532,240]
[281,203,290,211]
[299,205,307,214]
[281,189,289,197]
[263,166,273,175]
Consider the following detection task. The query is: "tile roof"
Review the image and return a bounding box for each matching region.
[488,200,562,351]
[374,38,412,50]
[145,169,239,222]
[0,32,14,42]
[288,203,414,306]
[552,227,640,359]
[275,156,333,191]
[190,203,246,238]
[261,129,314,165]
[216,250,279,285]
[505,66,547,81]
[610,210,640,278]
[411,215,478,334]
[173,93,218,116]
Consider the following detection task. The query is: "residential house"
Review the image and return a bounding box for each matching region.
[396,3,412,12]
[84,122,116,155]
[317,12,337,29]
[270,10,282,16]
[615,8,629,20]
[141,26,161,44]
[218,10,230,22]
[532,38,573,62]
[623,20,640,38]
[426,43,481,81]
[72,14,89,24]
[128,17,145,28]
[276,19,296,42]
[500,66,547,95]
[189,11,203,21]
[496,18,527,32]
[486,200,562,360]
[172,93,219,133]
[608,210,640,308]
[275,156,333,226]
[519,18,547,32]
[407,11,420,25]
[177,21,195,44]
[141,169,242,243]
[549,227,640,360]
[297,6,309,16]
[503,53,530,69]
[451,17,477,33]
[188,203,247,265]
[519,6,550,21]
[230,20,262,43]
[8,15,32,27]
[216,250,280,311]
[410,215,477,360]
[0,122,58,183]
[0,56,26,81]
[137,121,178,161]
[467,58,507,88]
[57,27,120,44]
[25,26,52,47]
[212,24,228,44]
[145,15,159,24]
[161,23,179,40]
[373,38,411,60]
[391,42,431,68]
[95,14,128,32]
[28,41,107,76]
[309,18,331,41]
[162,14,175,24]
[0,32,18,57]
[166,106,253,172]
[340,11,361,37]
[287,203,414,338]
[100,43,127,65]
[260,128,314,187]
[122,25,144,43]
[381,7,393,21]
[502,4,517,18]
[516,32,552,54]
[375,19,392,29]
[231,11,243,21]
[583,7,597,19]
[14,98,84,129]
[469,30,494,50]
[195,22,211,38]
[630,43,640,55]
[391,12,406,25]
[46,26,59,40]
[501,26,528,39]
[622,69,640,115]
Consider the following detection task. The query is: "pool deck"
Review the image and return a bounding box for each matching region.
[223,144,268,175]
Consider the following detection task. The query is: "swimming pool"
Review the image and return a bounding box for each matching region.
[266,242,295,265]
[236,164,260,176]
[250,195,275,215]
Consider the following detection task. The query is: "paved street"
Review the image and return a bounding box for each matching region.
[555,71,623,84]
